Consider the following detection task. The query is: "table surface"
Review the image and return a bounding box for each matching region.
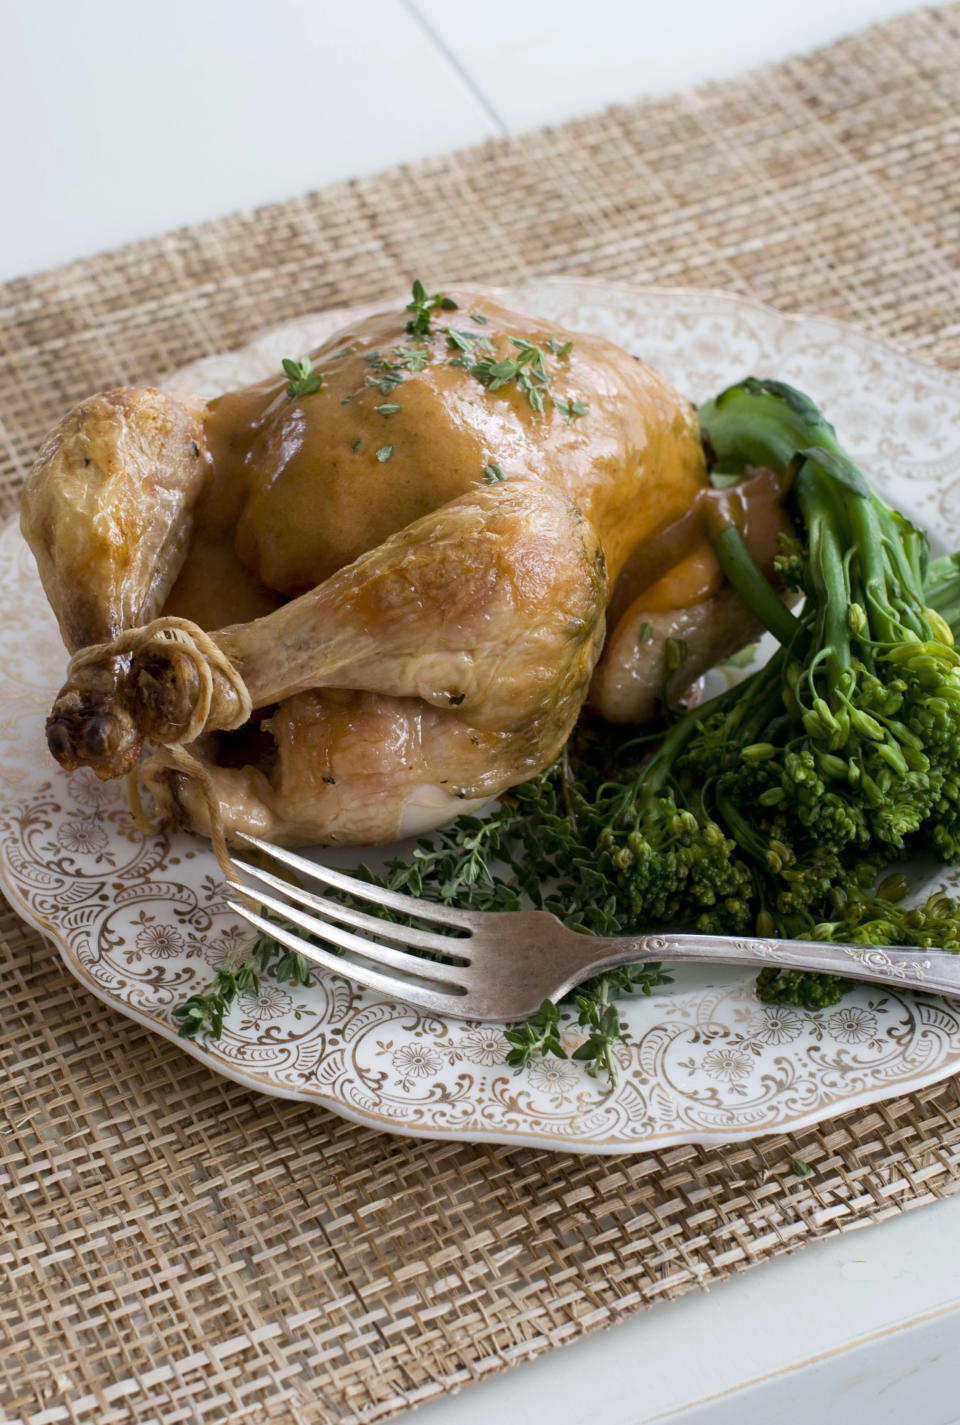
[0,0,935,284]
[3,3,957,1422]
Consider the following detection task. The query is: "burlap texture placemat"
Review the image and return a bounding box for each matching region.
[3,6,960,1421]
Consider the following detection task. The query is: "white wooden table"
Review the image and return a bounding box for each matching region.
[3,3,957,1420]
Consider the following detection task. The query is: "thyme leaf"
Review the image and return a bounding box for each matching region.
[406,279,458,336]
[173,929,313,1040]
[505,1000,566,1067]
[553,396,589,423]
[468,335,585,419]
[445,328,475,354]
[282,355,325,399]
[393,345,429,371]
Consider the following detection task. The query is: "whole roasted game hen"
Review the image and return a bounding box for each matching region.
[22,287,783,846]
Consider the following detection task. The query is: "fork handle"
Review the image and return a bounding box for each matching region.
[577,932,960,998]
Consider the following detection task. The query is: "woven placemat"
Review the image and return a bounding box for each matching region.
[3,6,960,1421]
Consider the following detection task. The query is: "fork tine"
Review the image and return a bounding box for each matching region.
[238,884,474,990]
[233,857,467,955]
[228,901,469,1016]
[235,833,479,928]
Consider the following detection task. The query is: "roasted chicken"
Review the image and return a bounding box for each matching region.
[22,289,785,846]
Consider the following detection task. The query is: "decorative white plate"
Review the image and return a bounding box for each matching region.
[4,278,960,1155]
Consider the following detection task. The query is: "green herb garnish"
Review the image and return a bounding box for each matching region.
[446,328,475,354]
[553,396,589,423]
[174,932,312,1040]
[366,375,400,396]
[282,355,325,399]
[468,356,519,391]
[375,445,394,462]
[406,279,458,336]
[468,335,581,417]
[664,637,688,675]
[364,346,429,398]
[482,463,505,483]
[364,351,403,396]
[377,403,402,416]
[393,345,429,371]
[505,999,565,1068]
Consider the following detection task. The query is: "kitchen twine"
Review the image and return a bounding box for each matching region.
[67,616,252,882]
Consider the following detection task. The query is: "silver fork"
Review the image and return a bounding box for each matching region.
[227,833,960,1021]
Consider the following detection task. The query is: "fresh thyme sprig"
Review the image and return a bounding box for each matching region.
[174,928,313,1040]
[466,335,588,420]
[174,961,260,1039]
[445,328,474,355]
[571,974,628,1085]
[406,279,458,336]
[282,355,325,399]
[344,737,676,1085]
[505,999,565,1067]
[469,337,553,412]
[504,970,663,1087]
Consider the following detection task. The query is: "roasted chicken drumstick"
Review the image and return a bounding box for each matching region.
[22,289,784,846]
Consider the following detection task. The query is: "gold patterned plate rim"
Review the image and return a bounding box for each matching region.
[3,278,960,1155]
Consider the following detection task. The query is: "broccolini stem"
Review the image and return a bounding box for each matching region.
[797,466,853,696]
[925,554,960,636]
[898,515,931,593]
[845,485,926,643]
[638,704,709,796]
[709,521,801,645]
[714,791,774,866]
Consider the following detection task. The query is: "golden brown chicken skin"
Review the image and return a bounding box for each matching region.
[22,289,781,846]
